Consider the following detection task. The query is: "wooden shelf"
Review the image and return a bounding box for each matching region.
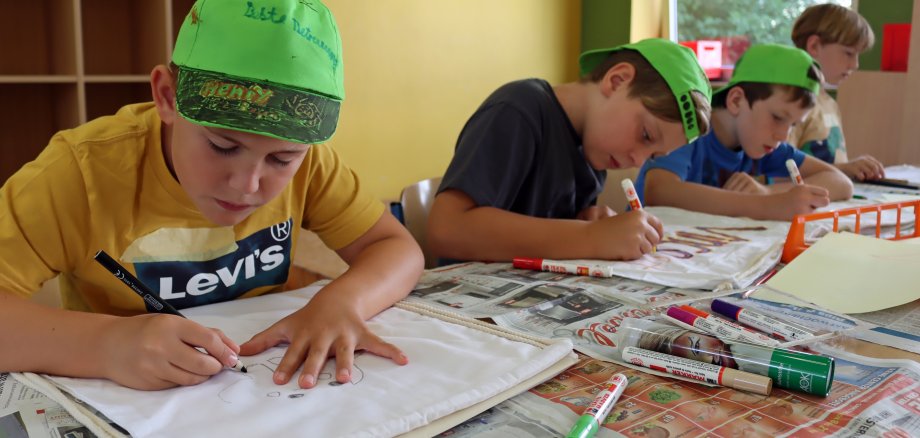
[0,0,194,183]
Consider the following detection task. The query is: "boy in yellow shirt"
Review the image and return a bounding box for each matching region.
[790,3,884,181]
[0,1,423,390]
[428,39,712,263]
[637,45,853,221]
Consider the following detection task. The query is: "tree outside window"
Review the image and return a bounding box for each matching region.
[677,0,853,79]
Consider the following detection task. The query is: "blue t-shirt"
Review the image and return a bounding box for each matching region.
[634,130,807,203]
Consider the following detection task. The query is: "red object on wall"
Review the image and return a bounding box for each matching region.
[680,40,723,79]
[881,23,911,72]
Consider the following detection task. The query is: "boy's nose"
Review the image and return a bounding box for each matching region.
[630,149,653,167]
[775,127,790,143]
[229,166,261,194]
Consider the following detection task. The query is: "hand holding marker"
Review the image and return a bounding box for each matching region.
[566,373,628,438]
[621,178,655,253]
[94,250,247,373]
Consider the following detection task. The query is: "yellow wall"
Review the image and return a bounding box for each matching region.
[629,0,666,42]
[324,1,582,201]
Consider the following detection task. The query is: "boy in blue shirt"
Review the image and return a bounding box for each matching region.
[636,44,853,221]
[428,39,712,262]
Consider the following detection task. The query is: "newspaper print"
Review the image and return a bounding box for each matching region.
[410,262,693,319]
[443,353,920,437]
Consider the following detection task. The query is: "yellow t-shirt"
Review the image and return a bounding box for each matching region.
[788,89,849,164]
[0,103,383,315]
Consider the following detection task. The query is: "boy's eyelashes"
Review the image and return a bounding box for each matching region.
[208,140,237,155]
[207,140,293,167]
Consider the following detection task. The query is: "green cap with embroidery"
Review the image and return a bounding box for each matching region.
[172,0,343,144]
[715,44,821,96]
[579,38,713,143]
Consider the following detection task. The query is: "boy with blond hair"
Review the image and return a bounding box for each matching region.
[790,3,883,181]
[428,39,712,263]
[0,0,423,390]
[637,44,853,221]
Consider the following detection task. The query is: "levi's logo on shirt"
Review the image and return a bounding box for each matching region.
[134,219,293,309]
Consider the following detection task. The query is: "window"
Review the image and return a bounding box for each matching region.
[676,0,854,80]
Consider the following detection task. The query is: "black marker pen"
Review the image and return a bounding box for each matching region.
[94,250,247,373]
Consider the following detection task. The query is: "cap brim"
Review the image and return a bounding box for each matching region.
[175,68,341,144]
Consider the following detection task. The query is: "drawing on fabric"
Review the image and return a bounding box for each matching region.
[218,353,366,403]
[654,226,767,260]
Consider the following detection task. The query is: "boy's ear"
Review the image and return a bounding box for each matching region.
[804,34,823,57]
[725,86,747,116]
[150,65,178,125]
[600,62,636,97]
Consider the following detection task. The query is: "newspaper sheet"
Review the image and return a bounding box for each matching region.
[851,300,920,355]
[492,286,869,364]
[0,372,117,438]
[410,262,700,319]
[442,351,920,437]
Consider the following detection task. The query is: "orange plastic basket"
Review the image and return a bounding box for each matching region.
[781,200,920,263]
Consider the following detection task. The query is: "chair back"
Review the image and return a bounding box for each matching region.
[399,177,442,268]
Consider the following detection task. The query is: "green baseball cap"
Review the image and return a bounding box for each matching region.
[715,44,821,96]
[172,0,343,144]
[579,38,713,143]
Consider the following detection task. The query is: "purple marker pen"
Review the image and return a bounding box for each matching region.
[711,299,815,342]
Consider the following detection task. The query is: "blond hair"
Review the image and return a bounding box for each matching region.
[581,50,711,139]
[792,3,875,52]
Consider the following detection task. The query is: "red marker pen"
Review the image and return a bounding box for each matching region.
[512,257,614,278]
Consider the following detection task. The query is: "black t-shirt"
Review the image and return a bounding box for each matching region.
[439,79,605,219]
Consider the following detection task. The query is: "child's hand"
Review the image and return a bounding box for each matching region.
[722,172,769,195]
[586,210,663,260]
[238,293,408,389]
[838,156,885,181]
[769,185,830,220]
[577,205,617,221]
[100,314,241,390]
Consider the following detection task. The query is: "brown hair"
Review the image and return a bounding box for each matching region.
[792,4,875,52]
[713,63,823,110]
[581,50,711,138]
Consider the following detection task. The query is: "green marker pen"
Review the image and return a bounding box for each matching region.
[566,373,628,438]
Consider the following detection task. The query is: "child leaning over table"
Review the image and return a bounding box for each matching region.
[428,39,712,263]
[790,3,884,181]
[0,0,423,390]
[636,44,853,221]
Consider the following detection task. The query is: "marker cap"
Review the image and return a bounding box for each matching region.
[666,306,698,326]
[566,416,599,438]
[710,299,742,320]
[512,257,542,270]
[723,368,773,394]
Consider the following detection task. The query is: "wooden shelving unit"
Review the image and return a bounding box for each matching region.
[0,0,195,182]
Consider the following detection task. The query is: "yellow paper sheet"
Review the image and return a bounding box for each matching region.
[762,232,920,314]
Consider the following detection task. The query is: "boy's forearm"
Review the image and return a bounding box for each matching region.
[428,206,600,261]
[0,292,115,377]
[804,170,854,200]
[322,235,423,319]
[645,175,770,219]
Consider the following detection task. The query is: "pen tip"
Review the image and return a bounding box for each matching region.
[240,365,248,373]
